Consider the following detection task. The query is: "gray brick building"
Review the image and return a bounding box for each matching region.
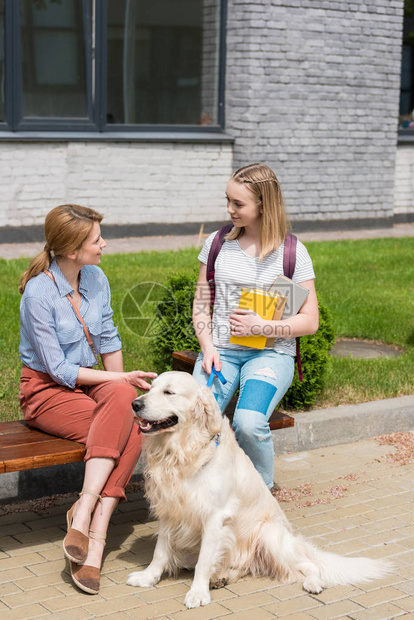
[0,0,412,240]
[225,0,407,226]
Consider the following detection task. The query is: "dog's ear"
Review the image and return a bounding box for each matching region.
[193,385,223,435]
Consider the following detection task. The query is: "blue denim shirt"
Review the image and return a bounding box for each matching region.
[19,259,122,389]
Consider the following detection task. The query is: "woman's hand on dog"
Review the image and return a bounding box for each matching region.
[123,371,158,391]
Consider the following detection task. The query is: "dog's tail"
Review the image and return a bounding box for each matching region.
[292,534,393,592]
[255,526,393,592]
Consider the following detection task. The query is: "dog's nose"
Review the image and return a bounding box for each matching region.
[132,399,144,414]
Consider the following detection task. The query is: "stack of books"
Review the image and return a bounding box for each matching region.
[229,275,309,349]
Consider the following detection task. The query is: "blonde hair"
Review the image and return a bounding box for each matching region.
[19,204,103,294]
[226,163,289,261]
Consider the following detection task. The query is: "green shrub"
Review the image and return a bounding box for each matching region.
[280,299,336,410]
[152,271,199,371]
[152,272,335,410]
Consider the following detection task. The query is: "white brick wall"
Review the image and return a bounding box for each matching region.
[0,141,233,228]
[394,145,414,216]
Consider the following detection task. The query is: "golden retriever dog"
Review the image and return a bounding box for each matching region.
[127,371,391,609]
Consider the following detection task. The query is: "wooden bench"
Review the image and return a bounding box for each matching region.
[172,350,295,431]
[0,351,293,476]
[0,420,85,474]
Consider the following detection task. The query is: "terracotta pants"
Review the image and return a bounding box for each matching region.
[19,366,142,501]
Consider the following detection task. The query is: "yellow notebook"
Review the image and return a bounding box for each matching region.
[229,288,281,349]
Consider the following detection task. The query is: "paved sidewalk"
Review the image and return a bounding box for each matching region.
[0,434,413,620]
[0,223,414,259]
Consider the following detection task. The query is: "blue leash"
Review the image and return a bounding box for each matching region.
[206,363,227,388]
[205,363,226,449]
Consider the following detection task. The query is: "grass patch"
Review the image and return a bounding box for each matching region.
[0,238,413,421]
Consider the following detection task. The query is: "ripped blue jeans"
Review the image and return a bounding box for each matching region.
[192,348,295,488]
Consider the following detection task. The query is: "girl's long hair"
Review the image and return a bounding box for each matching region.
[19,204,103,294]
[226,163,289,261]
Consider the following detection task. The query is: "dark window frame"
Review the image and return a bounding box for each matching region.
[0,0,227,135]
[399,1,414,141]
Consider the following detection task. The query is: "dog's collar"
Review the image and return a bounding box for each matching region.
[211,433,221,447]
[201,433,221,469]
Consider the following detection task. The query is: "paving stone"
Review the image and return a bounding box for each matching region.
[225,576,280,595]
[1,585,63,609]
[12,527,63,545]
[138,582,189,603]
[0,435,412,618]
[357,543,406,559]
[309,585,362,604]
[38,547,66,562]
[220,591,277,612]
[209,587,238,603]
[16,572,64,591]
[222,608,274,619]
[43,591,104,612]
[323,529,370,545]
[394,596,414,612]
[1,603,51,619]
[348,601,408,620]
[360,517,407,534]
[278,615,318,620]
[82,594,151,617]
[99,582,143,600]
[395,579,414,595]
[26,558,65,576]
[355,573,405,592]
[0,512,41,526]
[0,599,11,612]
[0,567,36,583]
[306,599,362,619]
[267,581,304,600]
[171,602,233,620]
[125,597,186,619]
[264,594,322,616]
[0,553,46,572]
[324,539,369,555]
[350,585,407,607]
[49,610,94,620]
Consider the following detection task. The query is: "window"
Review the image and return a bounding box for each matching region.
[0,0,4,123]
[0,0,224,132]
[399,0,414,132]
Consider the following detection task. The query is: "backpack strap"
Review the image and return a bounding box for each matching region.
[207,224,233,308]
[283,232,297,280]
[282,232,303,382]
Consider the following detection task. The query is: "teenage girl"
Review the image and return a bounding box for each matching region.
[192,163,319,490]
[19,204,157,594]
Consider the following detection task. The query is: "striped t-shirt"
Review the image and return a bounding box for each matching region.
[197,232,315,357]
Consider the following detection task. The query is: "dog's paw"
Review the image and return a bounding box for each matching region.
[303,578,323,594]
[127,570,159,588]
[185,587,211,608]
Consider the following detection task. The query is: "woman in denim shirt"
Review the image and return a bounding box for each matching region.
[19,204,157,595]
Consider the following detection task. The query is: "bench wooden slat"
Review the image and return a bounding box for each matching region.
[0,421,85,473]
[0,420,37,436]
[0,351,293,478]
[172,351,295,431]
[0,429,63,448]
